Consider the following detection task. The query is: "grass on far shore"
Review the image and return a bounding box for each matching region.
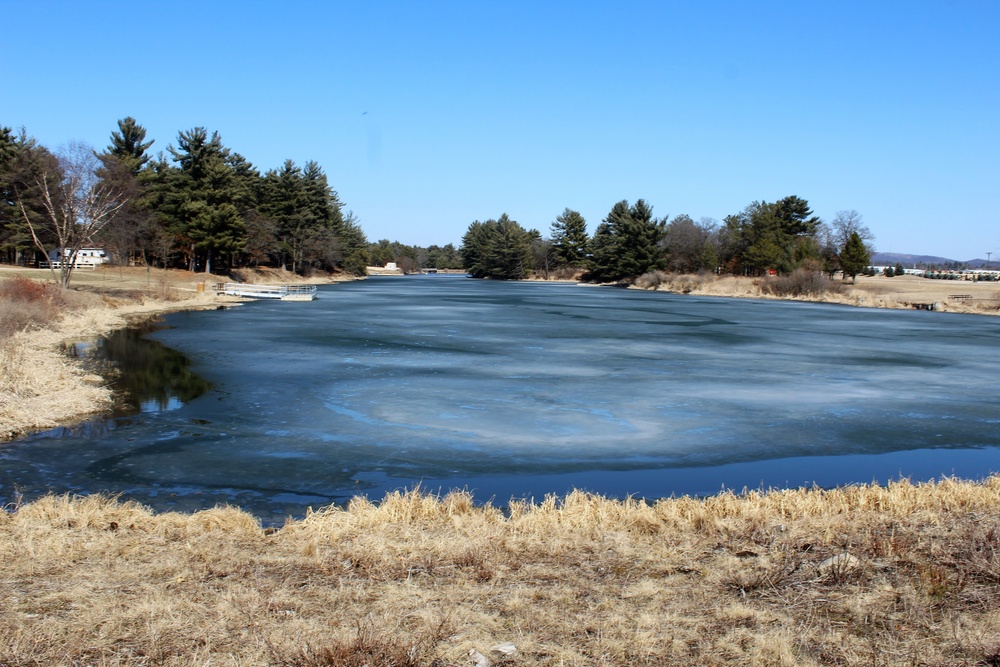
[2,478,999,666]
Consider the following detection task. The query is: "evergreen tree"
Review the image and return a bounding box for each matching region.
[460,214,532,279]
[722,196,822,275]
[164,128,245,273]
[105,117,154,175]
[839,232,870,284]
[262,159,309,272]
[301,160,367,274]
[588,199,666,282]
[0,127,44,264]
[425,243,462,269]
[549,208,589,266]
[138,152,182,267]
[96,118,158,267]
[334,211,370,275]
[699,238,719,273]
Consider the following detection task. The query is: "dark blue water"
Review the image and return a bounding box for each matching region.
[3,277,999,522]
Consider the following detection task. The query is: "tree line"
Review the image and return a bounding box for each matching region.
[459,196,873,283]
[0,119,370,287]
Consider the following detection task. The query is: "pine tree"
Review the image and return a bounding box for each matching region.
[550,208,589,266]
[105,117,154,175]
[839,232,870,284]
[0,127,49,265]
[164,128,245,273]
[460,214,532,279]
[262,160,309,272]
[588,199,666,282]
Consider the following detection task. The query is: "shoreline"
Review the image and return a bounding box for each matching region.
[0,265,353,442]
[1,268,997,444]
[3,479,1000,665]
[637,273,1000,316]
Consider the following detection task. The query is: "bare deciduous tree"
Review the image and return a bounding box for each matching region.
[830,210,874,250]
[16,142,128,288]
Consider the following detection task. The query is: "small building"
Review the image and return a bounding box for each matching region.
[44,247,110,269]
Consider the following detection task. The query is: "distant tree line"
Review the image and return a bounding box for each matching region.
[459,196,874,282]
[0,118,370,284]
[367,239,463,273]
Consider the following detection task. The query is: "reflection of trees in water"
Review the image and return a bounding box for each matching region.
[66,321,211,414]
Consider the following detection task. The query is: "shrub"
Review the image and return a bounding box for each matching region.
[0,276,63,304]
[764,269,842,297]
[667,273,710,294]
[0,277,65,338]
[551,266,582,280]
[634,270,667,290]
[152,279,180,302]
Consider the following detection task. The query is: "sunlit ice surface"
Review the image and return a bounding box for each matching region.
[3,277,999,523]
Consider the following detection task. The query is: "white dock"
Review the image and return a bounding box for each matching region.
[216,283,317,301]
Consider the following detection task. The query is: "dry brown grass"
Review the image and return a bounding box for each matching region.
[0,272,231,441]
[762,270,843,298]
[2,479,999,666]
[637,272,1000,315]
[0,265,354,441]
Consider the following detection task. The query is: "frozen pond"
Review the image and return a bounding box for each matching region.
[3,277,1000,522]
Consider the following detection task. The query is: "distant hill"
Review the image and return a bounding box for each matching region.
[872,252,991,268]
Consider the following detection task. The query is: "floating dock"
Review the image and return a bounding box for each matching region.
[216,283,317,301]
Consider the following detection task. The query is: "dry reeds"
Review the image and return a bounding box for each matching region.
[0,279,220,441]
[2,478,999,666]
[0,276,66,338]
[763,269,842,298]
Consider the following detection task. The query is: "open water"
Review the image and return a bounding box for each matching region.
[3,277,999,522]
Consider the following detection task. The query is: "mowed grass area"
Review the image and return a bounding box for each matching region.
[2,479,999,666]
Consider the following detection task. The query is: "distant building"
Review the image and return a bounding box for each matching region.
[43,247,110,269]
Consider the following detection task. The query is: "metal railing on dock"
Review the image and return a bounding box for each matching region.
[215,283,317,301]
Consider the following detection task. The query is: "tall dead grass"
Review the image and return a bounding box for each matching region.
[0,277,67,338]
[762,269,842,298]
[634,271,713,294]
[2,478,999,666]
[0,277,223,440]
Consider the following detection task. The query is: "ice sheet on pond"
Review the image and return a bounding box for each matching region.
[3,277,999,521]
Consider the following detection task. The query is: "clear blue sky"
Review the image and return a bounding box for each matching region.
[2,1,997,261]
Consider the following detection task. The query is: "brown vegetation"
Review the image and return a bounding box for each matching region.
[2,479,999,666]
[762,269,843,298]
[0,276,78,338]
[0,265,351,441]
[634,272,1000,315]
[0,270,229,440]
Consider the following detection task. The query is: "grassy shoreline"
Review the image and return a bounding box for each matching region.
[3,479,999,666]
[0,266,344,441]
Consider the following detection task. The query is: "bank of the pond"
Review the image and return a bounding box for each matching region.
[0,290,230,440]
[2,478,999,666]
[635,273,1000,315]
[0,266,356,441]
